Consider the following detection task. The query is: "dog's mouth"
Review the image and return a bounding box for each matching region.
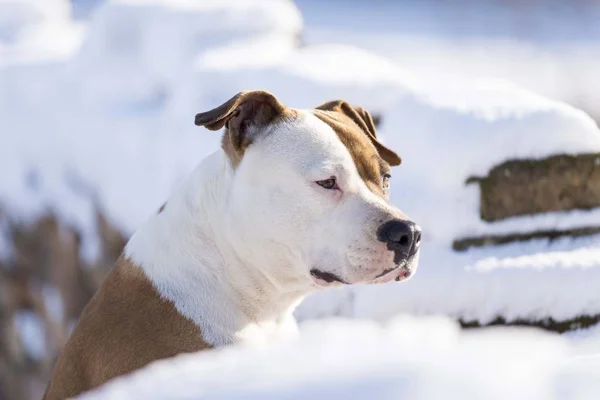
[310,263,413,287]
[374,267,398,279]
[374,265,411,284]
[310,269,348,285]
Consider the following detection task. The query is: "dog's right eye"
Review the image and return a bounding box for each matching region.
[316,177,338,190]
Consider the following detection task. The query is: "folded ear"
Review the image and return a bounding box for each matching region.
[195,90,289,166]
[316,100,401,166]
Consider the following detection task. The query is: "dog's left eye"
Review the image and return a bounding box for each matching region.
[316,177,338,190]
[382,174,391,190]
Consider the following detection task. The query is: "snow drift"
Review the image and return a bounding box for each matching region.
[0,0,83,65]
[79,317,600,400]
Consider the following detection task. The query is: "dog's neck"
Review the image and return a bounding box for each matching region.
[125,151,311,347]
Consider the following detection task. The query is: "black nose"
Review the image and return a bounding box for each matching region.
[377,220,421,260]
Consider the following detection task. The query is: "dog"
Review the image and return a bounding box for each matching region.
[44,91,421,399]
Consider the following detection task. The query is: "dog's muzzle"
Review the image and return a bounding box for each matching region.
[310,219,421,287]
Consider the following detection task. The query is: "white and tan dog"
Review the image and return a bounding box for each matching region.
[44,91,421,399]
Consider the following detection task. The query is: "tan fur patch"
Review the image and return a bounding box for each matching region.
[195,90,296,168]
[316,100,401,167]
[313,109,391,196]
[44,257,210,400]
[222,101,296,168]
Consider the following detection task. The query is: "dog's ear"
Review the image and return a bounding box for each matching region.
[316,100,401,166]
[195,90,288,166]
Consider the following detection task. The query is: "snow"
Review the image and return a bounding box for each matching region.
[77,0,302,75]
[188,43,418,116]
[0,0,71,34]
[352,235,600,324]
[387,80,600,181]
[296,0,600,42]
[0,0,84,65]
[453,207,600,240]
[42,285,65,324]
[1,0,600,334]
[80,316,600,400]
[296,0,600,117]
[13,310,46,361]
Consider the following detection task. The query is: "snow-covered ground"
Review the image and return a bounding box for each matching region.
[80,316,600,400]
[0,0,84,65]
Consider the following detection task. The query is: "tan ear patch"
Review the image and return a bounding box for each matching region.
[195,91,295,167]
[313,109,391,196]
[316,100,401,167]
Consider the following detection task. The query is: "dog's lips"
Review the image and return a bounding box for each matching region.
[374,266,398,279]
[310,269,348,286]
[310,264,412,287]
[378,251,419,283]
[371,266,402,284]
[370,262,414,284]
[393,267,411,282]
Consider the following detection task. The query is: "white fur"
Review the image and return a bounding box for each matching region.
[125,110,418,347]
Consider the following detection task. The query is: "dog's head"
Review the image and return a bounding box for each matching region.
[195,91,421,289]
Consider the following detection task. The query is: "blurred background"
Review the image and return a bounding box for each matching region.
[2,1,600,399]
